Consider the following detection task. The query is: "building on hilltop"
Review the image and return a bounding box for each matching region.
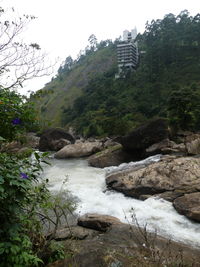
[116,28,139,78]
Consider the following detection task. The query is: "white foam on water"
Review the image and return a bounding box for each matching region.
[41,157,200,248]
[104,154,162,174]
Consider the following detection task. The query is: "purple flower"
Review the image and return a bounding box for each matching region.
[12,118,21,125]
[20,173,28,179]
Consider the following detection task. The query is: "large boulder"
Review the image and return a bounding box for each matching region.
[39,128,75,151]
[185,134,200,155]
[106,156,200,200]
[145,139,186,157]
[54,141,103,159]
[77,213,122,232]
[88,145,132,168]
[173,192,200,222]
[119,118,169,158]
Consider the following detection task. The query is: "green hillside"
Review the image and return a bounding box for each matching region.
[34,10,200,137]
[33,41,117,127]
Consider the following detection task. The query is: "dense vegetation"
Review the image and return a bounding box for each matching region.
[35,10,200,137]
[62,11,200,136]
[0,7,75,266]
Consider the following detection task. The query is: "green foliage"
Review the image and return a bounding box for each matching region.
[167,86,200,131]
[0,88,39,141]
[33,10,200,136]
[0,152,45,266]
[0,151,76,266]
[59,10,200,136]
[48,241,65,263]
[61,71,147,137]
[0,5,75,266]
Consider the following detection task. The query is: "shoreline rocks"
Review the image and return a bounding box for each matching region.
[39,128,75,152]
[55,141,103,159]
[88,144,133,168]
[106,156,200,198]
[119,118,170,159]
[173,192,200,222]
[106,155,200,221]
[77,213,122,232]
[48,213,200,267]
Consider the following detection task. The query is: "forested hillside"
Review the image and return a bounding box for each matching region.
[33,39,117,127]
[34,10,200,137]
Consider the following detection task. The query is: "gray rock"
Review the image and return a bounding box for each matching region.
[106,156,200,199]
[39,128,75,151]
[185,134,200,155]
[78,213,122,232]
[53,226,99,240]
[55,141,103,159]
[145,138,186,156]
[173,192,200,222]
[119,118,169,159]
[88,145,132,168]
[103,139,119,149]
[51,139,71,151]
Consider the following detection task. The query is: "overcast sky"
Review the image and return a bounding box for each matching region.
[2,0,200,94]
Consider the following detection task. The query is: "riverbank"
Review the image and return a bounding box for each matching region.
[46,213,200,267]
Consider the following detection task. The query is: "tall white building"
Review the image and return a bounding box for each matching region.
[116,28,139,77]
[123,27,137,42]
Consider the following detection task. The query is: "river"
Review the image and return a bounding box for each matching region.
[41,155,200,248]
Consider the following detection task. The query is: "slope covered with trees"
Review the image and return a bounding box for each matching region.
[34,38,117,127]
[35,10,200,137]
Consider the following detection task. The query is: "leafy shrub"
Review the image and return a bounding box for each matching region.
[0,88,39,141]
[0,152,46,266]
[0,150,76,266]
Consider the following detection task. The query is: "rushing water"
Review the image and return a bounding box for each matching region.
[41,156,200,248]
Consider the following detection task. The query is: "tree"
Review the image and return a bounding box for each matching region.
[0,6,55,141]
[0,7,52,89]
[57,56,73,76]
[88,34,97,50]
[167,86,200,131]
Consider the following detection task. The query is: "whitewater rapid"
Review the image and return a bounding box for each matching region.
[41,156,200,248]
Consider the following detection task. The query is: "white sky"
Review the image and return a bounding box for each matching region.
[1,0,200,94]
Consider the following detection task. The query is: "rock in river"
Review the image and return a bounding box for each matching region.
[55,141,103,158]
[88,145,132,168]
[173,192,200,222]
[106,156,200,199]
